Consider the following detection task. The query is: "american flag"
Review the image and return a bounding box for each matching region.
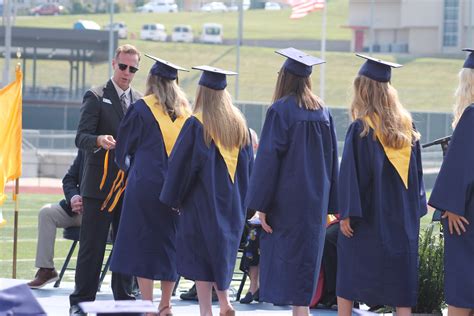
[287,0,325,19]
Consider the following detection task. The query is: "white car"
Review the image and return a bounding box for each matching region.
[137,1,178,13]
[201,2,228,13]
[171,25,194,43]
[265,2,281,10]
[140,23,167,41]
[200,23,223,44]
[104,22,127,39]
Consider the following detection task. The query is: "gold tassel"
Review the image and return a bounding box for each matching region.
[107,179,128,212]
[101,170,124,211]
[99,150,110,191]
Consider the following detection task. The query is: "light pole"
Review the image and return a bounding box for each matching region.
[235,0,243,100]
[108,0,114,78]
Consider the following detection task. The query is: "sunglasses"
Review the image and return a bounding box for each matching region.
[118,63,139,74]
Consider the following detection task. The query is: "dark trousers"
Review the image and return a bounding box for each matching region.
[321,222,339,305]
[70,197,135,306]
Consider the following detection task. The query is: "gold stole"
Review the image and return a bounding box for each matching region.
[100,96,189,212]
[194,113,240,183]
[143,95,189,157]
[364,116,411,189]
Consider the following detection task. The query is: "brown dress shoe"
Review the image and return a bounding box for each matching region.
[27,268,59,289]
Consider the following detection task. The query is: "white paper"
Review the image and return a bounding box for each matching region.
[79,300,157,313]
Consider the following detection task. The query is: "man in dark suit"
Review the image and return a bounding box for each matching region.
[28,150,84,289]
[69,44,142,315]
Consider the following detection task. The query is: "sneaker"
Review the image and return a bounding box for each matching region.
[27,268,59,289]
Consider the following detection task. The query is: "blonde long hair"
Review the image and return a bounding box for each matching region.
[351,75,420,148]
[145,74,191,118]
[452,68,474,128]
[193,85,249,149]
[272,67,323,110]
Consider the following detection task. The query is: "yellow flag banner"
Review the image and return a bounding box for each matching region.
[0,67,23,209]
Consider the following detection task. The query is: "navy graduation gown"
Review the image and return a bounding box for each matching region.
[159,116,253,290]
[245,96,339,306]
[336,119,427,307]
[109,99,180,281]
[429,104,474,308]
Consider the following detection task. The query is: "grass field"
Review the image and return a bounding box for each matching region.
[2,0,465,111]
[13,2,351,40]
[0,193,435,282]
[1,44,463,111]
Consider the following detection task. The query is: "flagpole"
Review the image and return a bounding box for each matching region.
[12,60,21,279]
[12,178,19,278]
[319,0,327,100]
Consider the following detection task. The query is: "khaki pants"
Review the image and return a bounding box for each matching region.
[35,203,82,269]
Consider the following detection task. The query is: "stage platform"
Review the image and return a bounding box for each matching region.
[0,278,340,315]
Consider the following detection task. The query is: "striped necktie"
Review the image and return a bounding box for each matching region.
[120,92,128,114]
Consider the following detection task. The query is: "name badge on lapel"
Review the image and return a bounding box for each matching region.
[103,98,112,104]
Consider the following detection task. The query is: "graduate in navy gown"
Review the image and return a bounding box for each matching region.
[245,48,339,316]
[110,54,191,316]
[160,65,253,316]
[336,54,427,316]
[428,49,474,315]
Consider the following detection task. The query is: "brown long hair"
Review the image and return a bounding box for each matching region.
[351,75,420,148]
[145,74,191,118]
[193,85,249,149]
[452,68,474,128]
[272,68,323,110]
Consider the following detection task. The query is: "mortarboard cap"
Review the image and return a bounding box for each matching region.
[275,47,325,77]
[145,54,189,80]
[356,53,402,82]
[0,284,47,315]
[462,48,474,69]
[193,65,237,90]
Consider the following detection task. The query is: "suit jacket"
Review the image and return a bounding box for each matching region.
[59,150,84,217]
[75,79,142,199]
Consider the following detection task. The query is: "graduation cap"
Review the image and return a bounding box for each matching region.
[275,47,325,77]
[462,48,474,69]
[356,53,402,82]
[0,284,47,315]
[193,65,237,90]
[145,54,189,80]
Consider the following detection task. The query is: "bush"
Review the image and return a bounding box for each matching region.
[414,223,445,314]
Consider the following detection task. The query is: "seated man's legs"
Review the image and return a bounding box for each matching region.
[28,203,82,289]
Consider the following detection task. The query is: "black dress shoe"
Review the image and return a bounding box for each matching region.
[239,289,259,304]
[180,283,218,302]
[69,304,86,316]
[180,284,198,301]
[240,292,253,304]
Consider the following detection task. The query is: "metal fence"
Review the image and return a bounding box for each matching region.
[22,100,451,189]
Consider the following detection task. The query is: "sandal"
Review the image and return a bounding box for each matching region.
[158,305,173,316]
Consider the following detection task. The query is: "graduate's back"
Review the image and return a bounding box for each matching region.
[245,48,339,307]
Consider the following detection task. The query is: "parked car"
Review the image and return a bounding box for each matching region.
[73,20,101,30]
[137,0,178,13]
[104,22,128,39]
[201,2,228,13]
[30,3,64,16]
[228,0,250,11]
[171,25,194,43]
[264,2,281,10]
[140,23,168,41]
[200,23,223,44]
